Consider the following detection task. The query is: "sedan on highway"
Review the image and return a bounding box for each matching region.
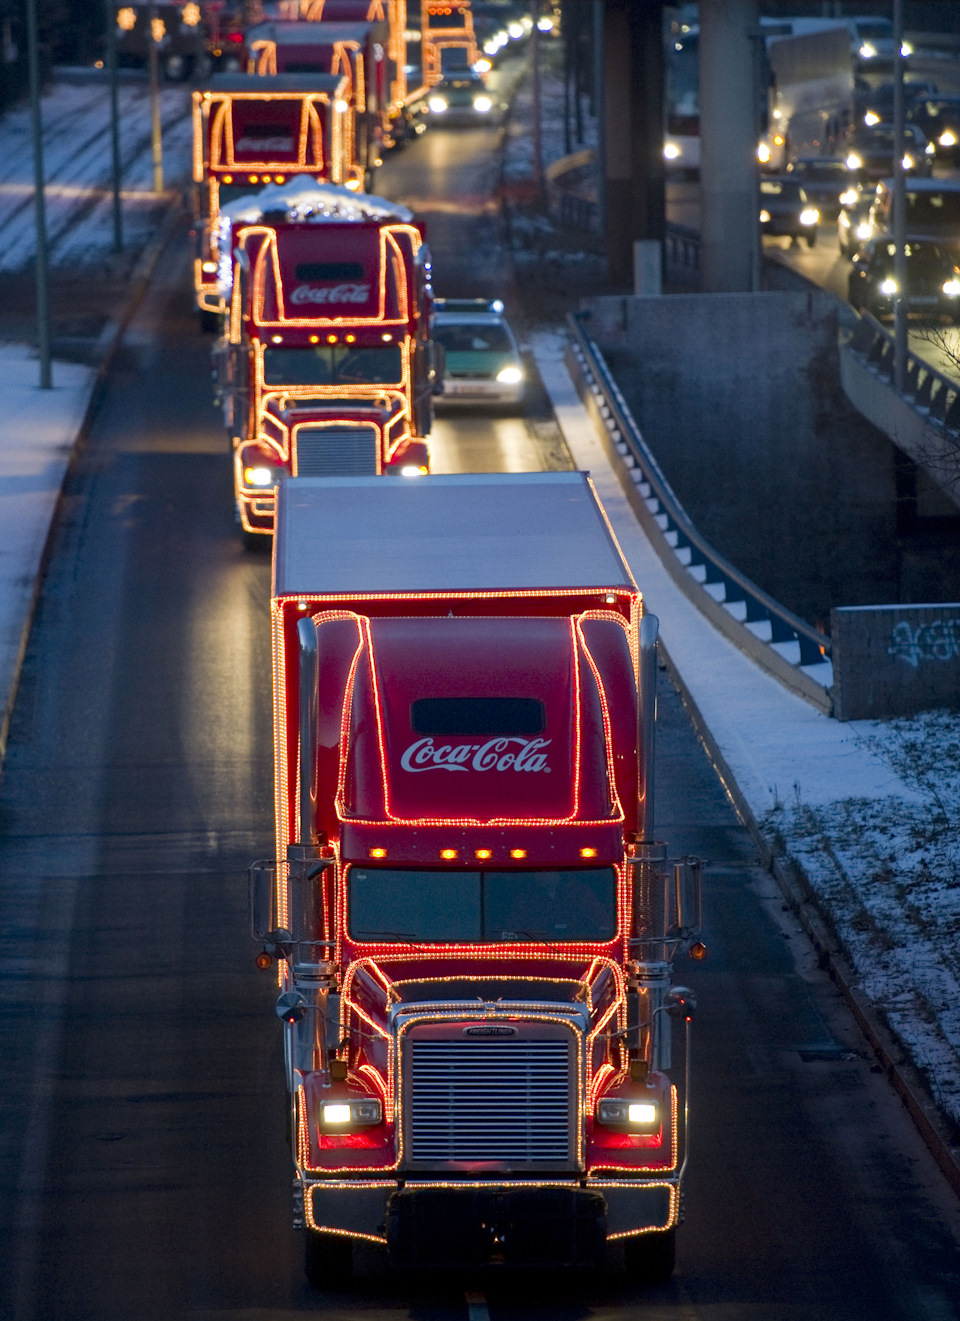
[844,123,935,181]
[433,298,525,408]
[784,156,852,221]
[427,72,502,124]
[847,237,960,322]
[759,177,820,247]
[907,95,960,163]
[838,184,876,257]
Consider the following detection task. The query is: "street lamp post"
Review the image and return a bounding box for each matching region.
[148,2,164,194]
[893,0,907,393]
[106,0,123,252]
[26,0,52,389]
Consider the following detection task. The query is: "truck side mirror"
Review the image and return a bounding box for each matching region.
[249,859,278,940]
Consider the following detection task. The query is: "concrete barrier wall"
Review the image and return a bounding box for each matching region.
[832,604,960,720]
[578,291,906,630]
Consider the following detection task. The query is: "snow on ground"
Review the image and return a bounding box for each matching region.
[0,76,192,271]
[511,52,960,1132]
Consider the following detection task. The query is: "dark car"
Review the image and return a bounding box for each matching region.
[759,177,820,247]
[837,183,876,257]
[847,237,960,321]
[855,78,939,126]
[784,156,852,221]
[907,95,960,163]
[426,71,503,124]
[844,123,935,181]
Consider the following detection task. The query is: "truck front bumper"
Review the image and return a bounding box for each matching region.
[303,1177,679,1262]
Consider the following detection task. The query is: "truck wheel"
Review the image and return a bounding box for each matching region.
[623,1229,675,1285]
[304,1231,353,1288]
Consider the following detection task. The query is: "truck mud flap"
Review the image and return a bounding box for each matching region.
[385,1187,606,1267]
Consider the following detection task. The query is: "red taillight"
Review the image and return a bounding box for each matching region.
[226,31,244,42]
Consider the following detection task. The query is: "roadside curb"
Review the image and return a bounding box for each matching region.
[657,635,960,1202]
[0,200,187,775]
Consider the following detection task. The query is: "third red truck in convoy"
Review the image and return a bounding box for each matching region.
[214,179,435,537]
[251,471,704,1282]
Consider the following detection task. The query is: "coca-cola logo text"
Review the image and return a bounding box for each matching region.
[290,283,371,305]
[400,737,552,774]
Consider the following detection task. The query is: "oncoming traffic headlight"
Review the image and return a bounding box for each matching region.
[496,365,523,384]
[597,1098,660,1131]
[320,1098,383,1128]
[429,95,448,113]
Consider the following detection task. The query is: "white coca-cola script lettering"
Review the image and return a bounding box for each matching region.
[400,737,552,773]
[290,283,371,305]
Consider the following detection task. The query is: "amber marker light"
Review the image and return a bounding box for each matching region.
[345,334,356,343]
[510,848,527,860]
[369,847,387,859]
[689,941,708,962]
[223,174,233,183]
[440,848,458,860]
[475,849,492,860]
[327,334,338,344]
[580,847,598,858]
[309,335,319,343]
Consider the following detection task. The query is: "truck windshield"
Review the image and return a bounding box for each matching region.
[263,345,403,386]
[348,867,618,943]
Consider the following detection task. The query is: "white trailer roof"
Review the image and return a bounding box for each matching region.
[273,473,637,598]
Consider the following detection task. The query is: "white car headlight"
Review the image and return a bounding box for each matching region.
[880,277,898,296]
[757,142,771,164]
[943,280,960,297]
[840,189,858,207]
[902,154,915,169]
[474,95,492,113]
[759,208,771,224]
[901,40,913,57]
[940,130,958,148]
[663,142,681,160]
[860,42,877,59]
[496,365,523,384]
[846,152,863,170]
[856,222,873,240]
[429,96,448,113]
[863,111,880,126]
[320,1098,382,1127]
[799,208,820,226]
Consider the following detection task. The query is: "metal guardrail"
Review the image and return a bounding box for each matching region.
[566,310,833,710]
[846,312,960,433]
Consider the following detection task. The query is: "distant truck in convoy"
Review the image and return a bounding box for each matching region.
[113,0,261,80]
[250,471,705,1282]
[191,73,355,323]
[243,18,388,179]
[419,0,478,82]
[214,179,435,539]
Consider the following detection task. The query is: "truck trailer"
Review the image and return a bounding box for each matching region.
[251,472,704,1282]
[214,179,435,539]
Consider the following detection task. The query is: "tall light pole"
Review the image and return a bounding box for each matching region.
[106,0,123,252]
[26,0,52,388]
[148,2,164,194]
[893,0,907,393]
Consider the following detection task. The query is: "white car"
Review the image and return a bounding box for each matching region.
[433,299,525,408]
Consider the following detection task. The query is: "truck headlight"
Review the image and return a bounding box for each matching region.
[597,1098,659,1130]
[496,365,523,384]
[799,208,819,226]
[243,464,284,488]
[320,1098,383,1128]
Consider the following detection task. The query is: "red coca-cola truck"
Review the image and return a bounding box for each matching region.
[191,73,355,323]
[250,471,704,1283]
[214,179,434,539]
[244,18,387,180]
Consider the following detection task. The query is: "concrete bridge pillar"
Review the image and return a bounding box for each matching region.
[700,0,761,291]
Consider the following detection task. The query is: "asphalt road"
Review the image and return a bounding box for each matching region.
[2,101,960,1321]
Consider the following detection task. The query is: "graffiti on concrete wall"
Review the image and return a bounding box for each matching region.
[887,618,960,669]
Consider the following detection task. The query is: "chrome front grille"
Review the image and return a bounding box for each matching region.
[408,1039,572,1163]
[294,424,379,476]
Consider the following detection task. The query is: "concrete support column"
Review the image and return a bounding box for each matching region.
[700,0,760,291]
[601,0,664,288]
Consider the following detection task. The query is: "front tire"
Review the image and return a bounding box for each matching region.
[623,1229,676,1285]
[304,1231,353,1288]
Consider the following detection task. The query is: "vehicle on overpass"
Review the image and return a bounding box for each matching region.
[783,155,851,221]
[250,469,704,1283]
[837,184,875,257]
[907,94,960,164]
[191,73,354,325]
[848,237,960,322]
[868,177,960,254]
[759,176,820,248]
[419,0,479,83]
[426,69,501,124]
[844,122,935,183]
[212,180,436,539]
